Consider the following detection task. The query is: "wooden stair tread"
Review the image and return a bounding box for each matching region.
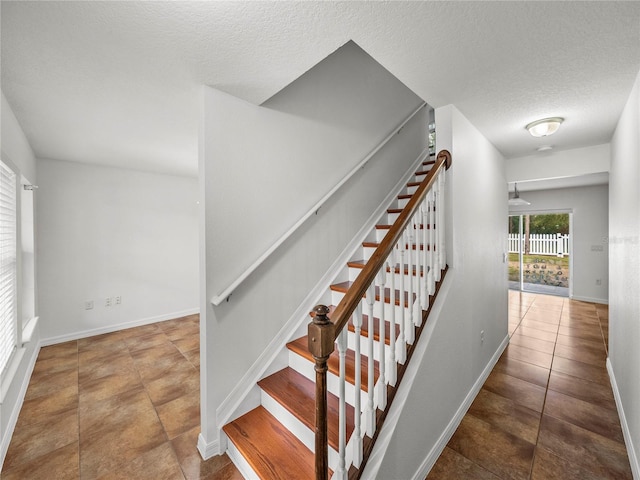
[223,406,322,479]
[287,337,379,392]
[423,159,436,165]
[330,281,416,307]
[258,367,355,451]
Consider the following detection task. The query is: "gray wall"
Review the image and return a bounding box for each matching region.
[509,184,609,304]
[609,69,640,476]
[200,41,426,450]
[371,104,508,478]
[36,159,199,342]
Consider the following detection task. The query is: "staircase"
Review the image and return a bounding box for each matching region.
[223,150,451,479]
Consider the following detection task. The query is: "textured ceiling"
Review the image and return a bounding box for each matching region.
[2,1,640,177]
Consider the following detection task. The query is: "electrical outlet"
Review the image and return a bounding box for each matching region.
[596,279,602,286]
[115,296,122,305]
[480,330,485,344]
[84,300,94,310]
[105,297,112,307]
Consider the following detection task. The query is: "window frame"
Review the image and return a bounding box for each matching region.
[0,158,19,379]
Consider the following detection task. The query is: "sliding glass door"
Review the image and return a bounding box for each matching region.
[508,213,570,297]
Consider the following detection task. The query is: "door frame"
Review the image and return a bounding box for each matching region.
[508,209,573,298]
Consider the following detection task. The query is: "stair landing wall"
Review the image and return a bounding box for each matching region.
[200,41,429,456]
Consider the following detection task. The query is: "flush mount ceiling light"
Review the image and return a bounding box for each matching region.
[526,117,564,137]
[508,183,531,206]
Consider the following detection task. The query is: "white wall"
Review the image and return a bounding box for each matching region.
[609,69,640,477]
[509,185,609,304]
[1,93,37,182]
[0,92,40,467]
[373,105,508,479]
[506,143,610,183]
[36,159,199,342]
[200,41,426,452]
[208,41,423,299]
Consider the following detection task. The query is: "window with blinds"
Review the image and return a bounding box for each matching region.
[0,159,17,376]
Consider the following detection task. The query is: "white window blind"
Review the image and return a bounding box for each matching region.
[0,159,17,376]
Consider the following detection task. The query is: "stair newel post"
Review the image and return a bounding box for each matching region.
[335,327,348,480]
[398,234,407,363]
[352,303,363,467]
[388,255,397,386]
[364,283,376,436]
[376,269,387,410]
[308,304,335,480]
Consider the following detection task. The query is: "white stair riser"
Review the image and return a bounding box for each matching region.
[396,197,410,209]
[375,228,390,242]
[288,350,372,410]
[346,329,411,364]
[260,390,356,472]
[330,290,416,317]
[387,211,400,224]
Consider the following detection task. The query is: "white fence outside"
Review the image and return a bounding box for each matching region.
[509,233,570,257]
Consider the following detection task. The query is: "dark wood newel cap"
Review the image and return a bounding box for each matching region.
[312,305,331,324]
[308,305,335,359]
[438,149,452,170]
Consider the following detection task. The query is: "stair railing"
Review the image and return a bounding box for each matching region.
[308,150,452,480]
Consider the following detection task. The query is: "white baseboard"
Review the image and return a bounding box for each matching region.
[197,432,221,460]
[0,340,41,469]
[607,358,640,479]
[215,149,431,429]
[411,332,510,480]
[570,295,608,305]
[39,308,199,346]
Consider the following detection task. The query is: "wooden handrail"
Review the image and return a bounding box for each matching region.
[309,149,451,479]
[330,149,451,338]
[211,102,428,306]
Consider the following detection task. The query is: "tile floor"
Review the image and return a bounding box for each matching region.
[1,314,243,480]
[2,293,630,479]
[427,290,631,480]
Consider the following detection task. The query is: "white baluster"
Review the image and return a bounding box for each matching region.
[433,174,442,278]
[387,257,397,386]
[352,304,363,467]
[416,205,424,312]
[405,224,415,344]
[421,196,429,311]
[376,269,387,410]
[439,170,446,273]
[364,283,375,436]
[398,236,407,363]
[427,189,435,296]
[335,328,348,480]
